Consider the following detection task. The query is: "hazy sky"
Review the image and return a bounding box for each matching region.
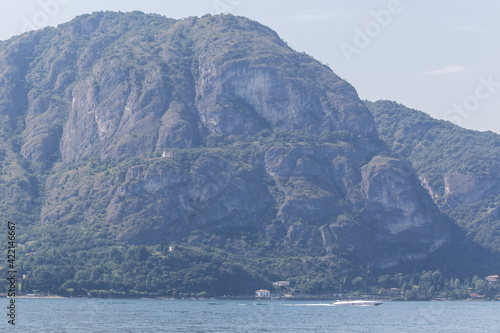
[1,0,499,133]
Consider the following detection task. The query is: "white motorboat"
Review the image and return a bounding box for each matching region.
[332,300,383,306]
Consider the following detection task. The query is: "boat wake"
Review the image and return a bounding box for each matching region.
[282,303,334,307]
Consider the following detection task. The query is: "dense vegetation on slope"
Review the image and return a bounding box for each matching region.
[7,209,500,299]
[367,100,500,252]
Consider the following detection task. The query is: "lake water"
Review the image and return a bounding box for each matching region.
[6,298,500,332]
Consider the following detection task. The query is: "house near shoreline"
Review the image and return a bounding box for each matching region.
[272,281,290,287]
[469,293,483,299]
[485,275,499,284]
[255,289,271,298]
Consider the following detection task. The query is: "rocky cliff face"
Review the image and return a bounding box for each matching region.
[0,12,452,267]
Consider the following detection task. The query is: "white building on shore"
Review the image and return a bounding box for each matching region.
[255,289,270,298]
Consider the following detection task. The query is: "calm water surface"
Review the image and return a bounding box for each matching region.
[6,298,500,332]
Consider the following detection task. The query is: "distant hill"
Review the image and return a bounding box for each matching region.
[367,100,499,252]
[0,12,497,297]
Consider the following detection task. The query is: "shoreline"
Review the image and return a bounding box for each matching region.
[1,294,498,302]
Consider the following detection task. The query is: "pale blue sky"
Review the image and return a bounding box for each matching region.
[2,0,499,133]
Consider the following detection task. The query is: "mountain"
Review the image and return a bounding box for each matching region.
[367,100,500,251]
[0,12,496,297]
